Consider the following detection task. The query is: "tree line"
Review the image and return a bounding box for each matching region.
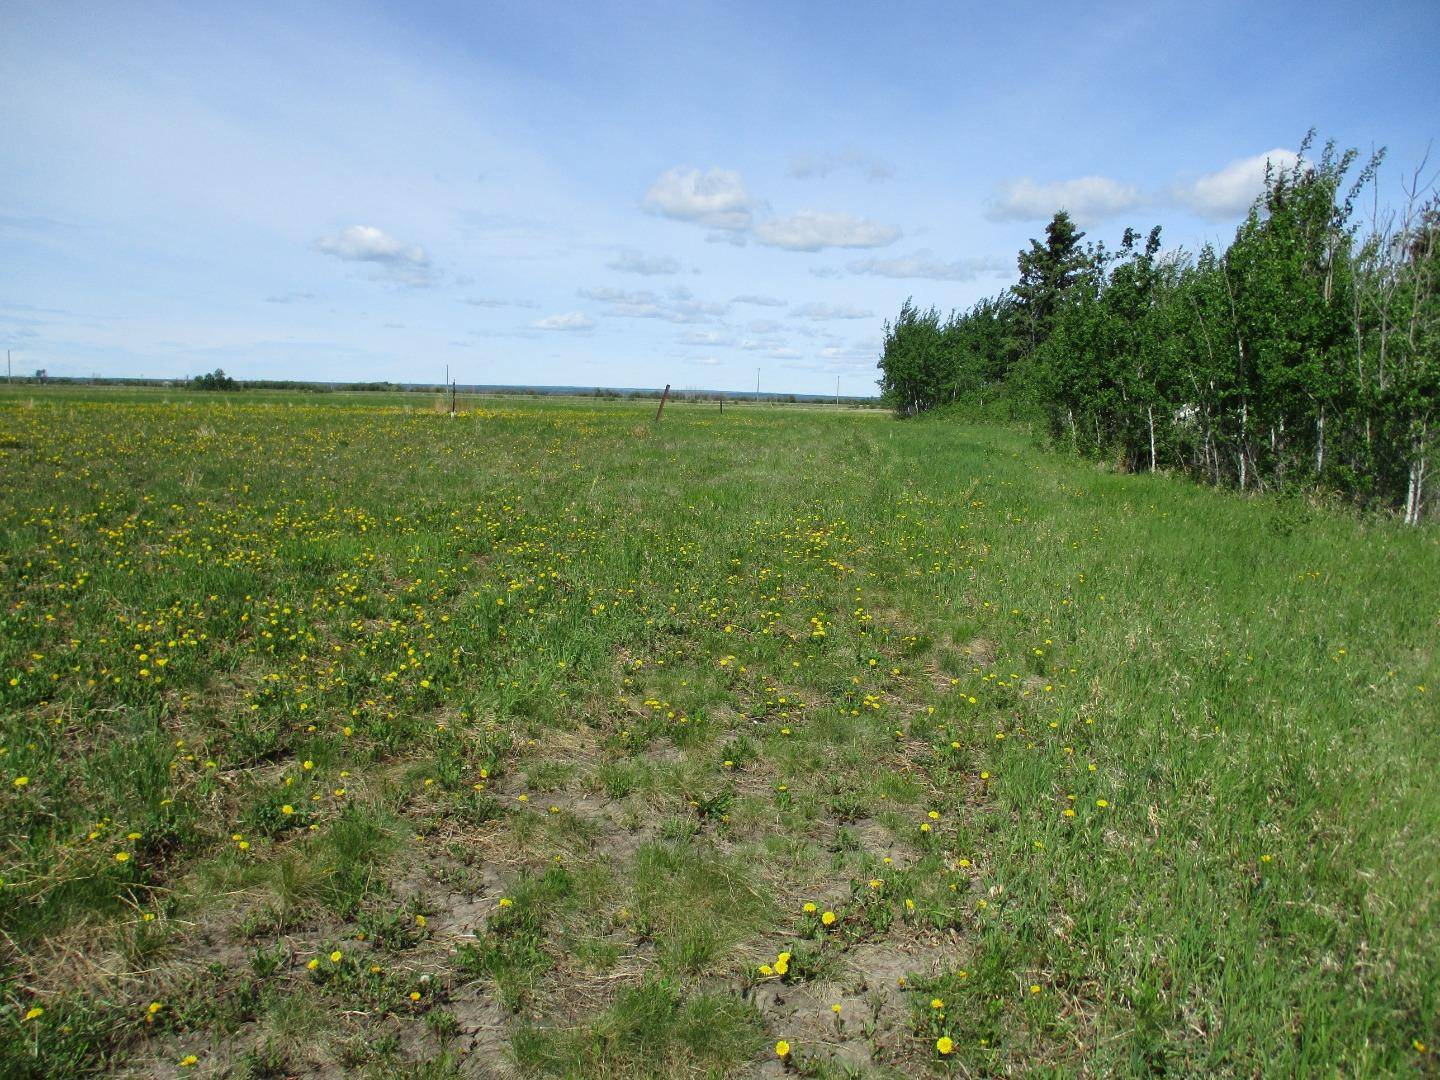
[879,133,1439,523]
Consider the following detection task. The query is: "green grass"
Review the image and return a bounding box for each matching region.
[0,386,1436,1076]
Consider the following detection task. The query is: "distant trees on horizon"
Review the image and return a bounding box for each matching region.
[189,368,239,391]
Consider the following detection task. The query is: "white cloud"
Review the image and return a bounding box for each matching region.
[313,224,435,285]
[789,148,895,182]
[732,294,787,307]
[607,248,682,275]
[684,355,724,366]
[676,329,735,347]
[791,302,875,320]
[847,249,1009,281]
[1174,148,1299,221]
[532,311,595,331]
[642,166,757,232]
[578,286,644,304]
[754,211,900,252]
[705,230,749,246]
[746,318,784,333]
[578,285,727,324]
[818,336,882,367]
[984,177,1144,224]
[643,167,899,252]
[464,297,538,309]
[809,266,844,279]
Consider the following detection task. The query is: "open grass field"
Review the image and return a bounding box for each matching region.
[1,387,1436,1078]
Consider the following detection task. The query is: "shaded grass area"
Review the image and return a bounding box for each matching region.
[0,387,1435,1076]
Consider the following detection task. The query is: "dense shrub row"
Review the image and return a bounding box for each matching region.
[880,133,1439,522]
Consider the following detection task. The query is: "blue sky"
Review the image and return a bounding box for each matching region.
[2,1,1437,395]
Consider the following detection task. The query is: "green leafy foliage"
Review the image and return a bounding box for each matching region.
[882,131,1439,521]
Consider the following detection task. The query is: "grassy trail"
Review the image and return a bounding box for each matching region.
[1,389,1436,1076]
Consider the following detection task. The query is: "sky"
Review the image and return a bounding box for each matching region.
[2,1,1437,395]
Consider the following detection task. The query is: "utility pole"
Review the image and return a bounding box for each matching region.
[756,367,760,398]
[6,350,11,384]
[836,375,840,407]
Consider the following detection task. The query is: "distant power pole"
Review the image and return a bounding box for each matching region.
[836,375,840,407]
[6,350,11,384]
[756,367,760,397]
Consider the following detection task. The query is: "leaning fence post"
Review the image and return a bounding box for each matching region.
[655,384,671,422]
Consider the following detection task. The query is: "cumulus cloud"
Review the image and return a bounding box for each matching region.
[313,224,435,285]
[676,329,735,347]
[789,148,895,182]
[985,177,1145,224]
[819,340,881,363]
[578,285,727,324]
[746,318,784,334]
[607,248,682,275]
[464,297,538,309]
[643,166,899,252]
[642,167,757,232]
[754,211,900,252]
[790,302,875,320]
[1174,148,1300,221]
[532,311,595,331]
[732,294,787,307]
[847,249,1009,281]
